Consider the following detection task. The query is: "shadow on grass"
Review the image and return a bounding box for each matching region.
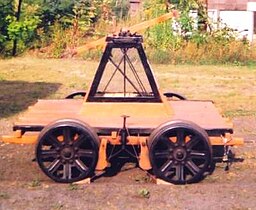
[0,80,61,118]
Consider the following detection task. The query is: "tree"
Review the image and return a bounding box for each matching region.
[0,0,130,56]
[12,0,22,55]
[111,0,130,19]
[0,0,41,55]
[0,0,14,54]
[6,0,40,55]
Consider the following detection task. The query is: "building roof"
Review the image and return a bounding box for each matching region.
[208,0,248,10]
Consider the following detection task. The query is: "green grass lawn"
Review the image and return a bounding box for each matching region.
[0,56,255,119]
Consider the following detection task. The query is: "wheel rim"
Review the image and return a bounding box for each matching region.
[65,91,86,99]
[149,123,212,184]
[163,92,187,100]
[36,121,98,183]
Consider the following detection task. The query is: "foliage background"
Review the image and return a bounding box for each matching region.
[0,0,255,65]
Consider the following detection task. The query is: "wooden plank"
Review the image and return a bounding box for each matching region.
[14,99,232,131]
[16,116,169,130]
[169,100,230,129]
[28,99,83,109]
[15,99,83,126]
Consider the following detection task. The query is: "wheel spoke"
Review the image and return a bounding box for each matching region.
[41,149,58,159]
[74,159,89,173]
[185,160,200,176]
[161,135,175,148]
[77,149,94,158]
[177,129,185,145]
[154,150,170,159]
[160,159,174,173]
[73,133,87,148]
[176,164,185,182]
[48,134,61,147]
[47,159,61,173]
[63,127,71,144]
[63,163,72,180]
[190,150,207,160]
[186,135,199,149]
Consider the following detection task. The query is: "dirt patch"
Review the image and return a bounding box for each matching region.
[0,116,256,210]
[233,116,256,142]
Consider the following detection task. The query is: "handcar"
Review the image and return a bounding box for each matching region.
[2,32,243,184]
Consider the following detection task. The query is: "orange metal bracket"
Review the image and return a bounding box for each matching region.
[1,131,38,144]
[96,138,109,170]
[209,136,244,146]
[139,138,152,170]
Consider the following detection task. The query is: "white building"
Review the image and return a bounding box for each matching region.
[208,0,256,42]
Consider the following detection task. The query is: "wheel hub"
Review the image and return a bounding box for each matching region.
[173,148,187,161]
[60,147,75,160]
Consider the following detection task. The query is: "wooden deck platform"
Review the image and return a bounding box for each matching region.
[13,99,232,133]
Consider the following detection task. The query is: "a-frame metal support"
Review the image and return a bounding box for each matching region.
[87,33,162,103]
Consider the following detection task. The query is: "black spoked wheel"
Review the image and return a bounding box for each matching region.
[163,92,187,100]
[36,119,99,183]
[148,120,212,184]
[65,91,86,99]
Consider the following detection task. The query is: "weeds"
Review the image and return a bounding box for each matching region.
[28,178,41,188]
[145,35,256,65]
[82,48,103,61]
[224,110,256,118]
[49,23,72,58]
[138,188,150,199]
[0,192,10,199]
[68,183,79,191]
[1,0,255,66]
[51,202,64,210]
[134,174,152,183]
[142,0,256,65]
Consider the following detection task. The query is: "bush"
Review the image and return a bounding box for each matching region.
[143,0,255,65]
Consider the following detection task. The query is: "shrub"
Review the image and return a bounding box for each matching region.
[143,0,255,65]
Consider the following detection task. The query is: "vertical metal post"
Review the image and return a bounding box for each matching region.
[121,115,129,149]
[123,48,127,96]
